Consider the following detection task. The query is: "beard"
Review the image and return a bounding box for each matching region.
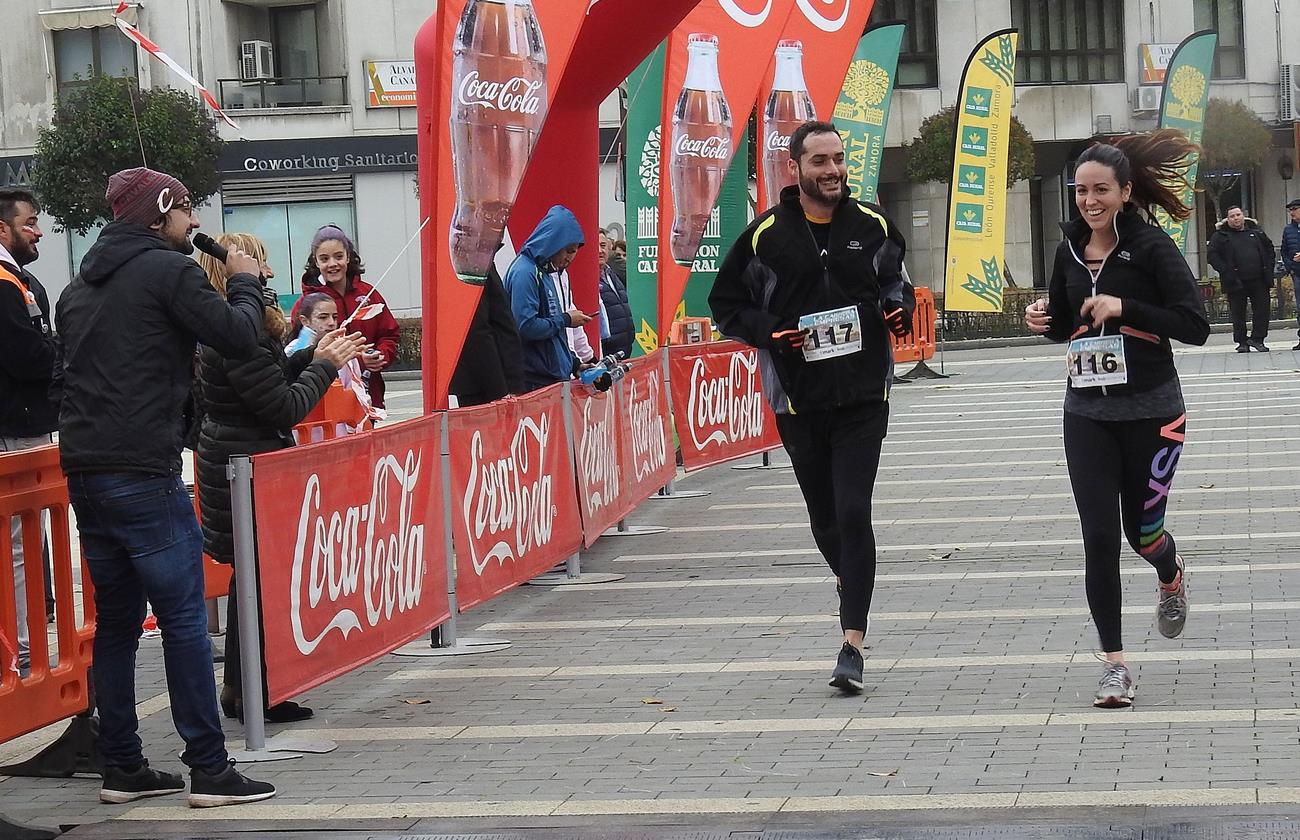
[798,171,844,206]
[159,217,194,254]
[11,240,38,266]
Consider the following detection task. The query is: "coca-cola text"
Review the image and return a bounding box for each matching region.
[461,415,556,575]
[456,71,544,115]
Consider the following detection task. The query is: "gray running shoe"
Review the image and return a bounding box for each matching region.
[829,642,864,694]
[1157,555,1188,639]
[1093,661,1135,708]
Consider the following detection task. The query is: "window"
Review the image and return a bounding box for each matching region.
[1193,0,1245,79]
[223,200,355,298]
[867,0,937,88]
[53,26,137,98]
[270,4,320,80]
[1011,0,1124,84]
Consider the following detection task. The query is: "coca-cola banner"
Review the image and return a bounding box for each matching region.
[253,416,449,707]
[656,0,800,340]
[570,388,626,547]
[619,351,677,503]
[416,0,591,408]
[448,383,583,611]
[757,0,877,208]
[668,341,782,472]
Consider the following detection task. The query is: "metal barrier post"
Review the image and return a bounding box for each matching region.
[651,346,708,500]
[529,381,624,585]
[226,457,330,761]
[392,415,511,656]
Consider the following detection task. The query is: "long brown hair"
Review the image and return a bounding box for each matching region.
[196,232,288,341]
[1076,128,1200,222]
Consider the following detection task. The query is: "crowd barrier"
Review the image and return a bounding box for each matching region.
[0,340,787,758]
[890,287,938,365]
[0,445,95,748]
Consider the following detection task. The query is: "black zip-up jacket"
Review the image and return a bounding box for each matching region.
[0,260,57,437]
[710,185,912,414]
[1044,205,1210,396]
[1207,217,1275,292]
[54,223,264,476]
[196,335,336,563]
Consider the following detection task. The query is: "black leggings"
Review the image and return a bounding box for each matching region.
[1064,411,1185,653]
[776,403,888,633]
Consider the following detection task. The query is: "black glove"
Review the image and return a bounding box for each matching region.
[882,306,911,338]
[260,283,279,309]
[770,329,808,354]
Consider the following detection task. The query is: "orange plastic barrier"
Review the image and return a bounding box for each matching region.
[0,444,95,745]
[294,381,371,442]
[891,287,937,364]
[191,483,232,600]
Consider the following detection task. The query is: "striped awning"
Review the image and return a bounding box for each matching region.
[38,3,139,31]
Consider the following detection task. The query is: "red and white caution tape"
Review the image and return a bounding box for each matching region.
[113,6,241,132]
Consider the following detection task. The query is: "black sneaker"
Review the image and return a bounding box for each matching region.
[828,642,864,694]
[1249,340,1270,352]
[1236,343,1251,353]
[99,763,185,804]
[188,761,277,808]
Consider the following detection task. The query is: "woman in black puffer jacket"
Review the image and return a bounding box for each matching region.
[196,232,365,723]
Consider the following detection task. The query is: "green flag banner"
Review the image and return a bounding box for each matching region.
[1155,29,1217,254]
[623,43,749,356]
[833,22,904,205]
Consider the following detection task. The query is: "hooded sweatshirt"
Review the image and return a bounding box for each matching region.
[54,222,264,475]
[503,206,585,388]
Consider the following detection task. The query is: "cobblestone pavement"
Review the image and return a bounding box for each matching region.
[7,337,1300,838]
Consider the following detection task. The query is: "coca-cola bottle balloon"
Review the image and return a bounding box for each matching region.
[449,0,548,284]
[669,34,732,267]
[762,40,816,209]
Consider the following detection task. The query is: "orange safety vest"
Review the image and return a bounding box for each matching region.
[0,264,38,311]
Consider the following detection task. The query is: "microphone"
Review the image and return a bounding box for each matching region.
[192,232,228,262]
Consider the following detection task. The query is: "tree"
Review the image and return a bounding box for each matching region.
[1197,97,1273,217]
[33,76,224,234]
[903,105,1037,188]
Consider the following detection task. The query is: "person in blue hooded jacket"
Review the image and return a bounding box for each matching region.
[503,205,594,392]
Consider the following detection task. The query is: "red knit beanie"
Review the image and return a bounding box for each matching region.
[105,167,190,226]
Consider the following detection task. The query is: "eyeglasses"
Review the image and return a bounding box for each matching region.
[172,201,194,214]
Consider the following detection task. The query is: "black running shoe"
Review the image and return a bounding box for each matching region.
[188,761,276,808]
[99,763,185,804]
[829,642,864,694]
[1236,343,1251,353]
[1249,340,1270,352]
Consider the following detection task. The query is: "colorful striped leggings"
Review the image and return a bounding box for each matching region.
[1063,411,1186,653]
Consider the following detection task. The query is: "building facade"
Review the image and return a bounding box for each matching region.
[1,0,1296,313]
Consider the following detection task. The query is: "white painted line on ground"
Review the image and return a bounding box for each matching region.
[605,554,1300,575]
[909,369,1300,393]
[900,395,1300,421]
[711,484,1300,509]
[889,408,1295,429]
[385,645,1300,681]
[874,438,1299,459]
[908,391,1300,410]
[285,705,1300,745]
[664,507,1300,534]
[747,464,1300,490]
[122,786,1300,819]
[475,599,1300,632]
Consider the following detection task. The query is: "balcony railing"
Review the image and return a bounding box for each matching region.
[218,76,347,110]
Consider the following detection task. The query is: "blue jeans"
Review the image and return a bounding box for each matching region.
[67,472,227,772]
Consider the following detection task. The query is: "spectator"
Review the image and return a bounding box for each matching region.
[502,206,593,392]
[449,262,524,406]
[596,228,635,358]
[54,167,276,808]
[1280,198,1300,350]
[295,225,400,409]
[0,188,54,678]
[549,255,596,364]
[610,238,628,281]
[195,233,364,726]
[1208,205,1275,352]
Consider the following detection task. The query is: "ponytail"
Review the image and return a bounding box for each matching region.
[1077,128,1200,222]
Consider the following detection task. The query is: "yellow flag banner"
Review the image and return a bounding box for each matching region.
[943,30,1018,313]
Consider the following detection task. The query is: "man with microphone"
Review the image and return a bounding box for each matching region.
[54,167,277,808]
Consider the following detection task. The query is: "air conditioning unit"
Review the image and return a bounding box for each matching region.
[240,40,274,81]
[1133,85,1162,112]
[1281,64,1300,121]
